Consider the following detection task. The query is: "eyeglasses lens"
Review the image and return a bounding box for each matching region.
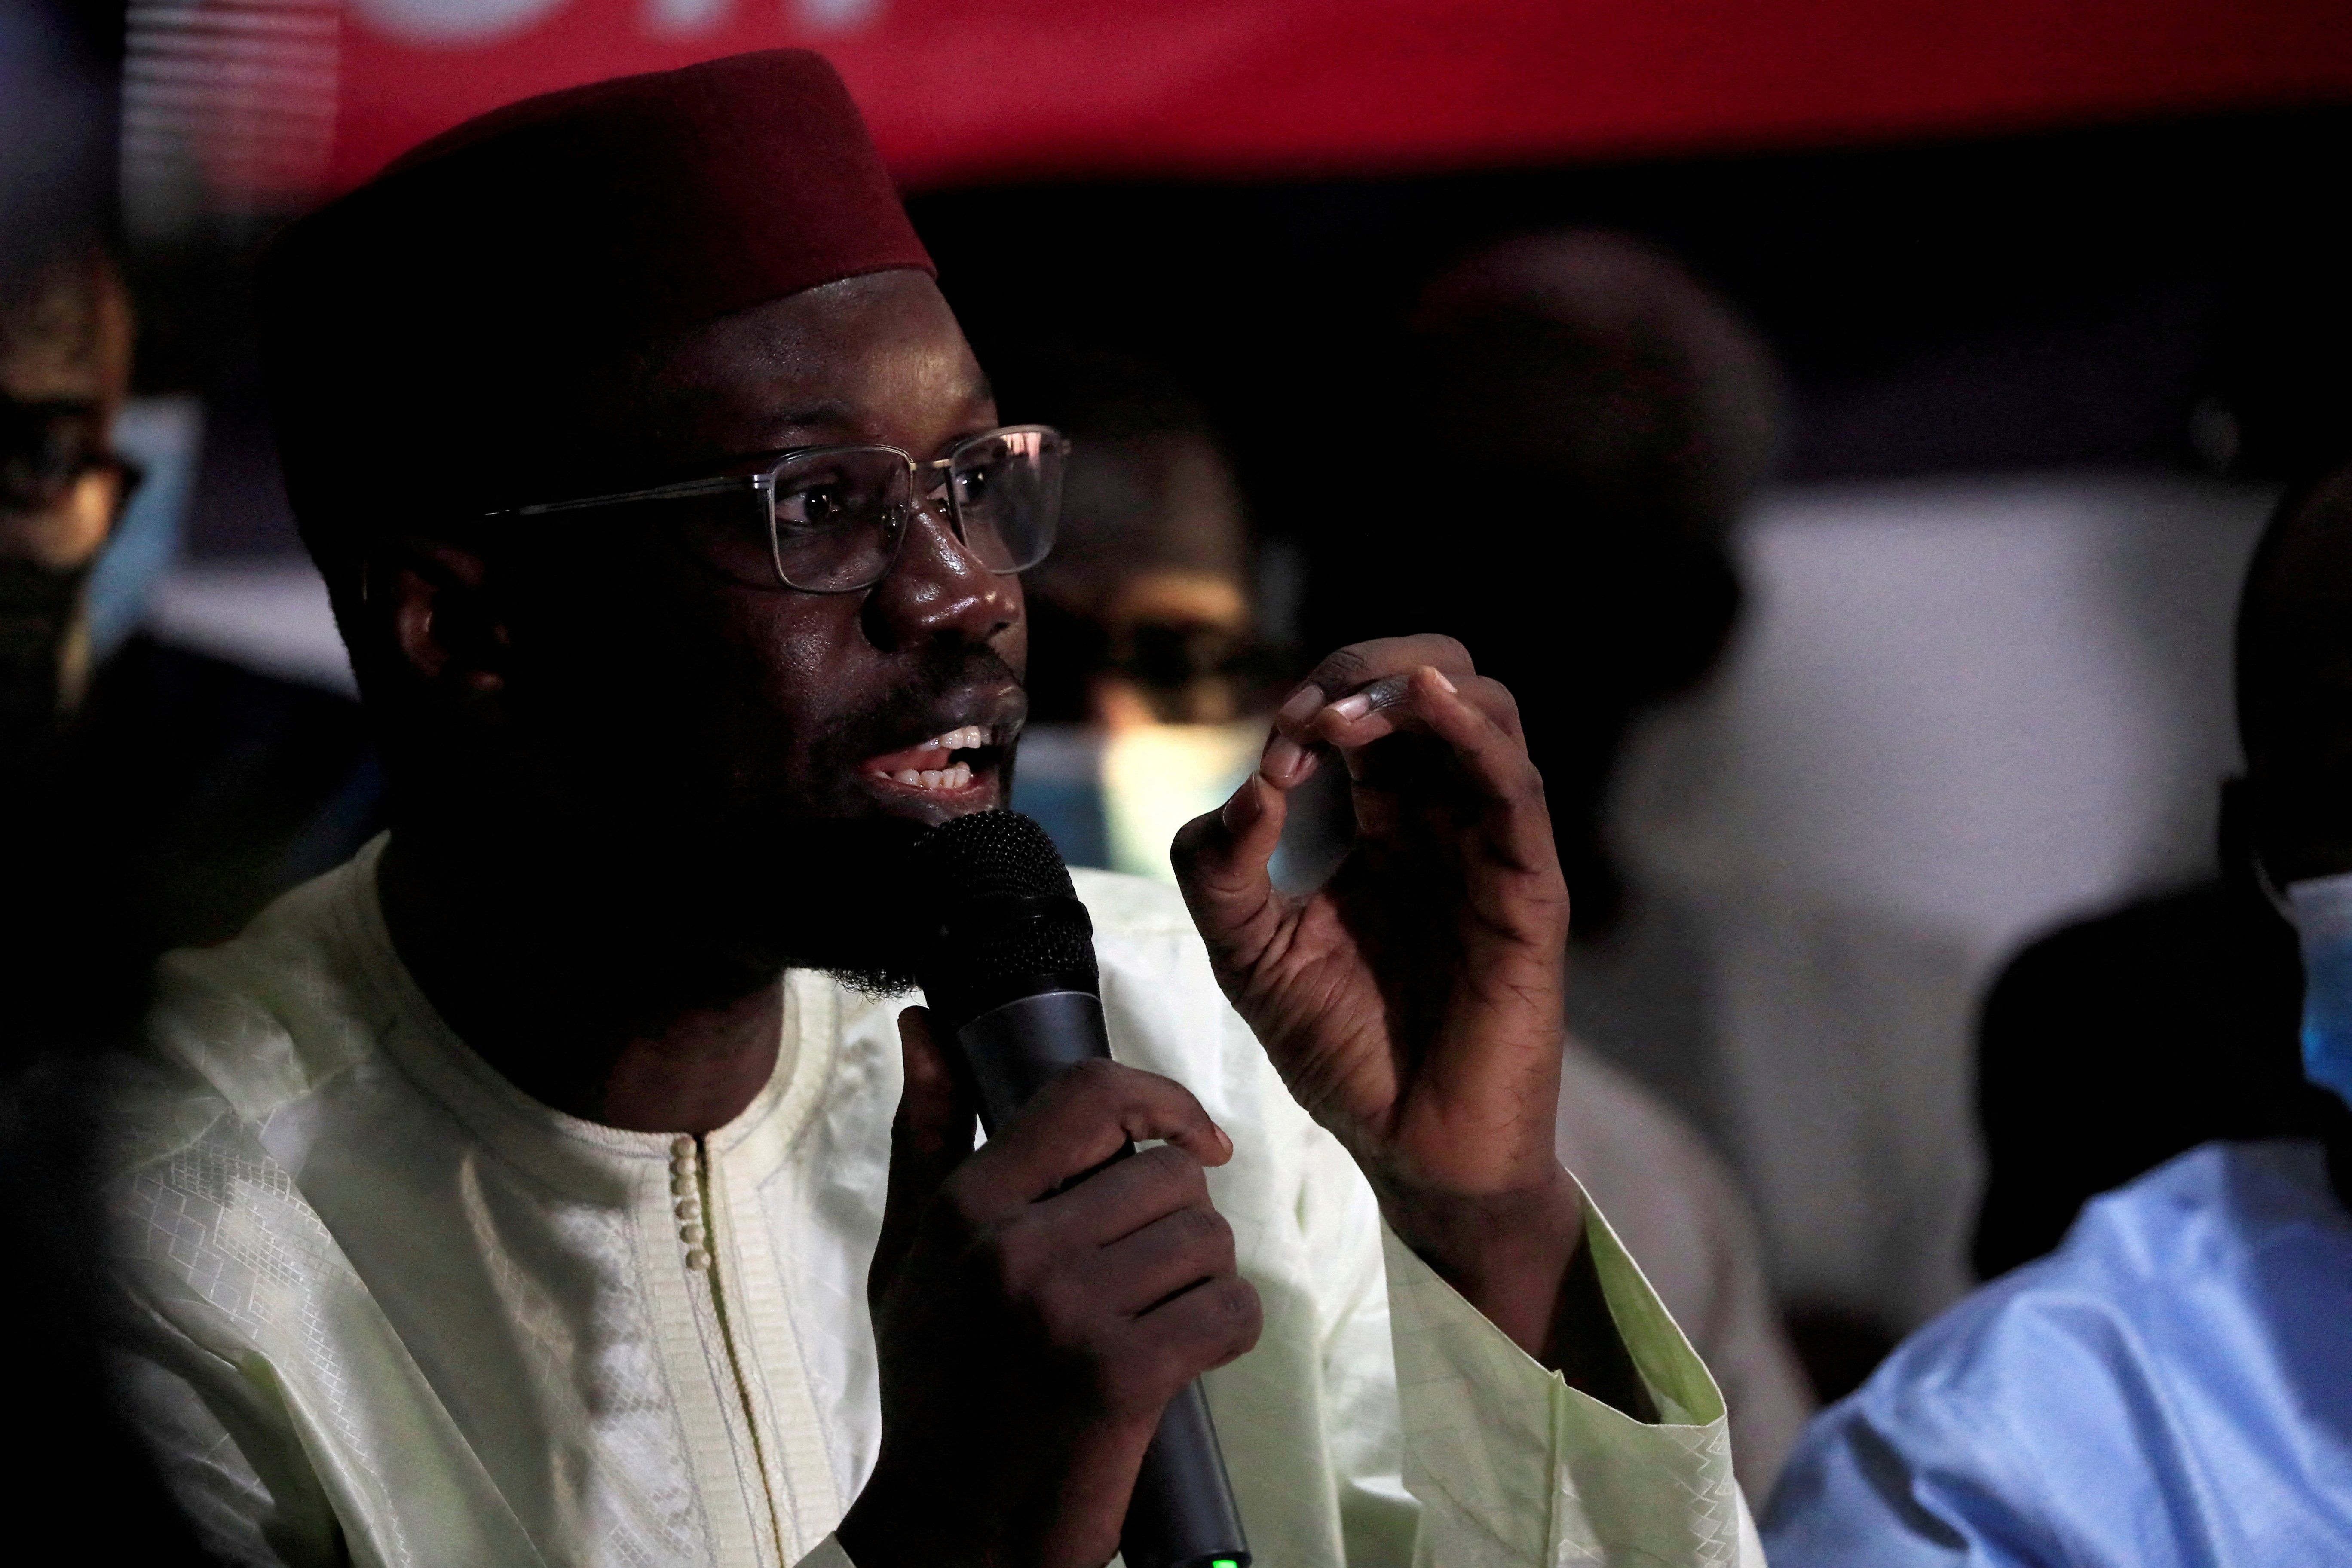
[0,403,106,513]
[948,428,1063,575]
[766,448,911,592]
[758,429,1065,592]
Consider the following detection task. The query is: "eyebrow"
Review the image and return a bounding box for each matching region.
[760,374,989,433]
[763,399,860,435]
[736,373,997,463]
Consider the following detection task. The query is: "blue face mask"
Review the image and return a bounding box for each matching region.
[2287,870,2352,1112]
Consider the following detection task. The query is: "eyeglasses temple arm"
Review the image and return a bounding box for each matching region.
[484,473,765,521]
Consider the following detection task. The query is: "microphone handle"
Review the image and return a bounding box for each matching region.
[953,991,1252,1568]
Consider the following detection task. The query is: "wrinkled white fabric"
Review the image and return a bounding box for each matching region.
[1554,1042,1815,1497]
[103,838,1761,1568]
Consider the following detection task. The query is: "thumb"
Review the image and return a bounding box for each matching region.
[869,1005,976,1317]
[1171,762,1289,964]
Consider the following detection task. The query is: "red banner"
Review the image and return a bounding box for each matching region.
[325,0,2352,196]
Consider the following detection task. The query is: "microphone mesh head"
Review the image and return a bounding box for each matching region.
[907,810,1099,1024]
[910,807,1076,903]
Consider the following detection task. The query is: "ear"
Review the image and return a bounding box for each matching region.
[375,537,509,699]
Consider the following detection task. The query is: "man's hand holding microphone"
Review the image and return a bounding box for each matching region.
[839,636,1634,1568]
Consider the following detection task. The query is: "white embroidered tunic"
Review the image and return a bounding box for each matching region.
[104,838,1761,1567]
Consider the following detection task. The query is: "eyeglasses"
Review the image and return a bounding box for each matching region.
[485,425,1068,594]
[1,396,144,515]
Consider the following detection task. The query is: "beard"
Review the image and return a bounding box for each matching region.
[398,628,1029,1003]
[761,811,934,996]
[534,806,940,1000]
[710,646,1028,995]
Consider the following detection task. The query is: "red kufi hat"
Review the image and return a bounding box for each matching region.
[260,50,933,535]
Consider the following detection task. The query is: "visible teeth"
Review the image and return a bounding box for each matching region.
[925,724,988,752]
[888,760,975,790]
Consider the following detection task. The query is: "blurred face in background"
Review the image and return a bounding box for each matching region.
[990,345,1266,730]
[1331,231,1776,932]
[0,248,132,732]
[1402,233,1773,717]
[1033,427,1254,727]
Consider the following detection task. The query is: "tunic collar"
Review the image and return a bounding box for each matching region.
[328,834,839,1206]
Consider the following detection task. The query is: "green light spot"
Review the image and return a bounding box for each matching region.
[1212,1560,1240,1567]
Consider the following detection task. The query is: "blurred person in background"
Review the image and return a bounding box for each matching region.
[2,6,217,1547]
[2,242,134,753]
[1316,230,1813,1489]
[1,233,382,971]
[1763,462,2352,1565]
[1972,469,2352,1277]
[990,345,1310,881]
[1390,233,1770,961]
[1314,230,1773,1104]
[5,0,381,969]
[992,345,1269,732]
[1,236,217,1568]
[99,53,1761,1568]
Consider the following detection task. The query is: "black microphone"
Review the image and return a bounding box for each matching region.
[909,808,1251,1568]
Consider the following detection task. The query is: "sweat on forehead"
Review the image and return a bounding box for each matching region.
[257,50,933,576]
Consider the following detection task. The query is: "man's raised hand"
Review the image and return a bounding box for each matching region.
[1172,636,1600,1371]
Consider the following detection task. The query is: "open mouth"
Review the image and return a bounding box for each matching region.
[861,723,1005,798]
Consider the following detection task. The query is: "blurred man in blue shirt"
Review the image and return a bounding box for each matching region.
[1764,460,2352,1566]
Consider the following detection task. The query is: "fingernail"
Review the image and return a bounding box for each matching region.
[1331,675,1414,723]
[1262,733,1306,784]
[1278,684,1325,724]
[1427,666,1458,695]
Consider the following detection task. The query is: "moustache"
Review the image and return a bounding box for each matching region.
[812,643,1027,767]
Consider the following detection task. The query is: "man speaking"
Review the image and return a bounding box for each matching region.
[104,53,1757,1568]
